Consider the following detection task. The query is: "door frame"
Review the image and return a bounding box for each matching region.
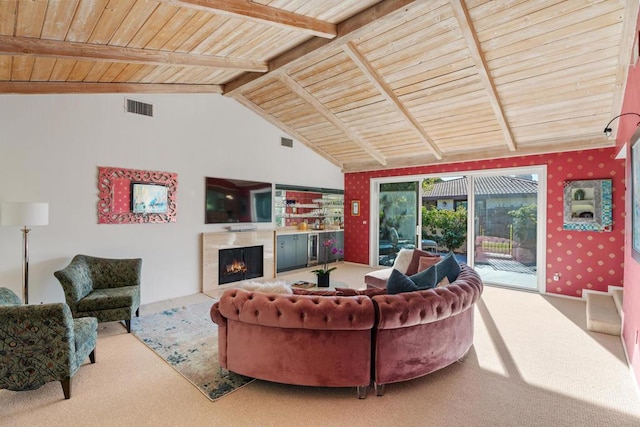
[369,165,547,293]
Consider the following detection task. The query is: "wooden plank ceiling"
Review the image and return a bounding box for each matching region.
[0,0,637,172]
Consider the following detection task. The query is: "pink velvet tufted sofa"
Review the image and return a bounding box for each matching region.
[370,263,483,395]
[210,289,375,398]
[210,264,483,398]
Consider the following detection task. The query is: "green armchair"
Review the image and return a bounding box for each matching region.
[0,287,97,399]
[54,254,141,333]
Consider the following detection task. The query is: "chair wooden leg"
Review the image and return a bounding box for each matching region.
[136,308,139,317]
[125,319,131,333]
[375,383,385,396]
[61,377,71,399]
[89,349,96,364]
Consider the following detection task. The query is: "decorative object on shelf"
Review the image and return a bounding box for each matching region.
[573,188,585,201]
[97,166,177,224]
[351,200,360,216]
[311,238,343,287]
[0,202,49,304]
[562,179,612,232]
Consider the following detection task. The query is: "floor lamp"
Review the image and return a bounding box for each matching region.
[0,202,49,304]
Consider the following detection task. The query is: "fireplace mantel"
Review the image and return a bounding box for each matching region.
[202,230,276,297]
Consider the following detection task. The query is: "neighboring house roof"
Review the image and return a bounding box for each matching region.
[422,176,538,199]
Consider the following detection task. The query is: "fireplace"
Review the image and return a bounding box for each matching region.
[218,245,264,285]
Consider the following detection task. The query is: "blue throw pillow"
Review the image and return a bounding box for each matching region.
[435,252,461,284]
[386,268,419,295]
[409,265,437,290]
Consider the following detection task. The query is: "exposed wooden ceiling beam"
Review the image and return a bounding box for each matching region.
[343,41,443,160]
[449,0,516,152]
[224,0,421,95]
[278,73,387,166]
[0,82,223,94]
[233,93,344,169]
[159,0,337,39]
[0,35,268,72]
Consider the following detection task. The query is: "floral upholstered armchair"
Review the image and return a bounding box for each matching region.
[54,254,141,333]
[0,287,97,399]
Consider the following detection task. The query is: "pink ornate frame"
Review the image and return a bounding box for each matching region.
[98,166,178,224]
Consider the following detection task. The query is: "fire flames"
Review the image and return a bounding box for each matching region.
[225,260,247,274]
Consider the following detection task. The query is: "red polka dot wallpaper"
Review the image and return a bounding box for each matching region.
[344,148,625,297]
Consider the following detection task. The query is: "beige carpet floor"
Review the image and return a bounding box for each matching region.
[2,263,640,426]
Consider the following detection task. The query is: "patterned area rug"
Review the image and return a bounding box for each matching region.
[131,301,254,401]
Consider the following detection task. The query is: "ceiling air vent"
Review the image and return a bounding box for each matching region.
[280,137,293,148]
[126,99,153,117]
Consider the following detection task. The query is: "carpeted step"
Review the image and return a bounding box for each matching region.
[586,293,621,336]
[612,289,623,318]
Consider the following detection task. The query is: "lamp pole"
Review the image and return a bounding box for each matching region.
[22,226,31,304]
[0,202,49,305]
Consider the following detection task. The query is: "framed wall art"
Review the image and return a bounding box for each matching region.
[98,166,177,224]
[562,179,612,232]
[351,200,360,216]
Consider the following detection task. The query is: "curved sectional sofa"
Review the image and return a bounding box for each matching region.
[210,263,483,398]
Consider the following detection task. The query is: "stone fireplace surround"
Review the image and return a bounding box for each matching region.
[202,230,276,297]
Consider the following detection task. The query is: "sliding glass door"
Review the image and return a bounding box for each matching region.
[372,167,545,291]
[377,181,419,266]
[472,173,540,290]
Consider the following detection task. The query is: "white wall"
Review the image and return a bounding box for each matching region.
[0,93,343,304]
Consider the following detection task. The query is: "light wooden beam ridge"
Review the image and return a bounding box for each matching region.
[0,82,223,94]
[343,41,443,160]
[449,0,516,152]
[233,93,344,169]
[278,73,387,166]
[224,0,421,95]
[159,0,336,39]
[0,35,268,72]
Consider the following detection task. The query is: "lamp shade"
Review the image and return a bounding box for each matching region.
[0,202,49,226]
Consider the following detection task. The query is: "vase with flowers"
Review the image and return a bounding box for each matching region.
[311,238,343,287]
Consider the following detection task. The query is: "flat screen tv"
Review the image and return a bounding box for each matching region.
[131,182,168,214]
[205,177,273,224]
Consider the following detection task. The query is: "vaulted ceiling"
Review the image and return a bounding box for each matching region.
[1,0,637,172]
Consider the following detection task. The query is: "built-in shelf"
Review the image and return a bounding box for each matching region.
[275,187,344,227]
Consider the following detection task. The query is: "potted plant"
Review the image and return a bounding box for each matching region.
[311,238,343,287]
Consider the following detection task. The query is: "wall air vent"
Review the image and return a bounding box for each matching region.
[126,99,153,117]
[280,137,293,148]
